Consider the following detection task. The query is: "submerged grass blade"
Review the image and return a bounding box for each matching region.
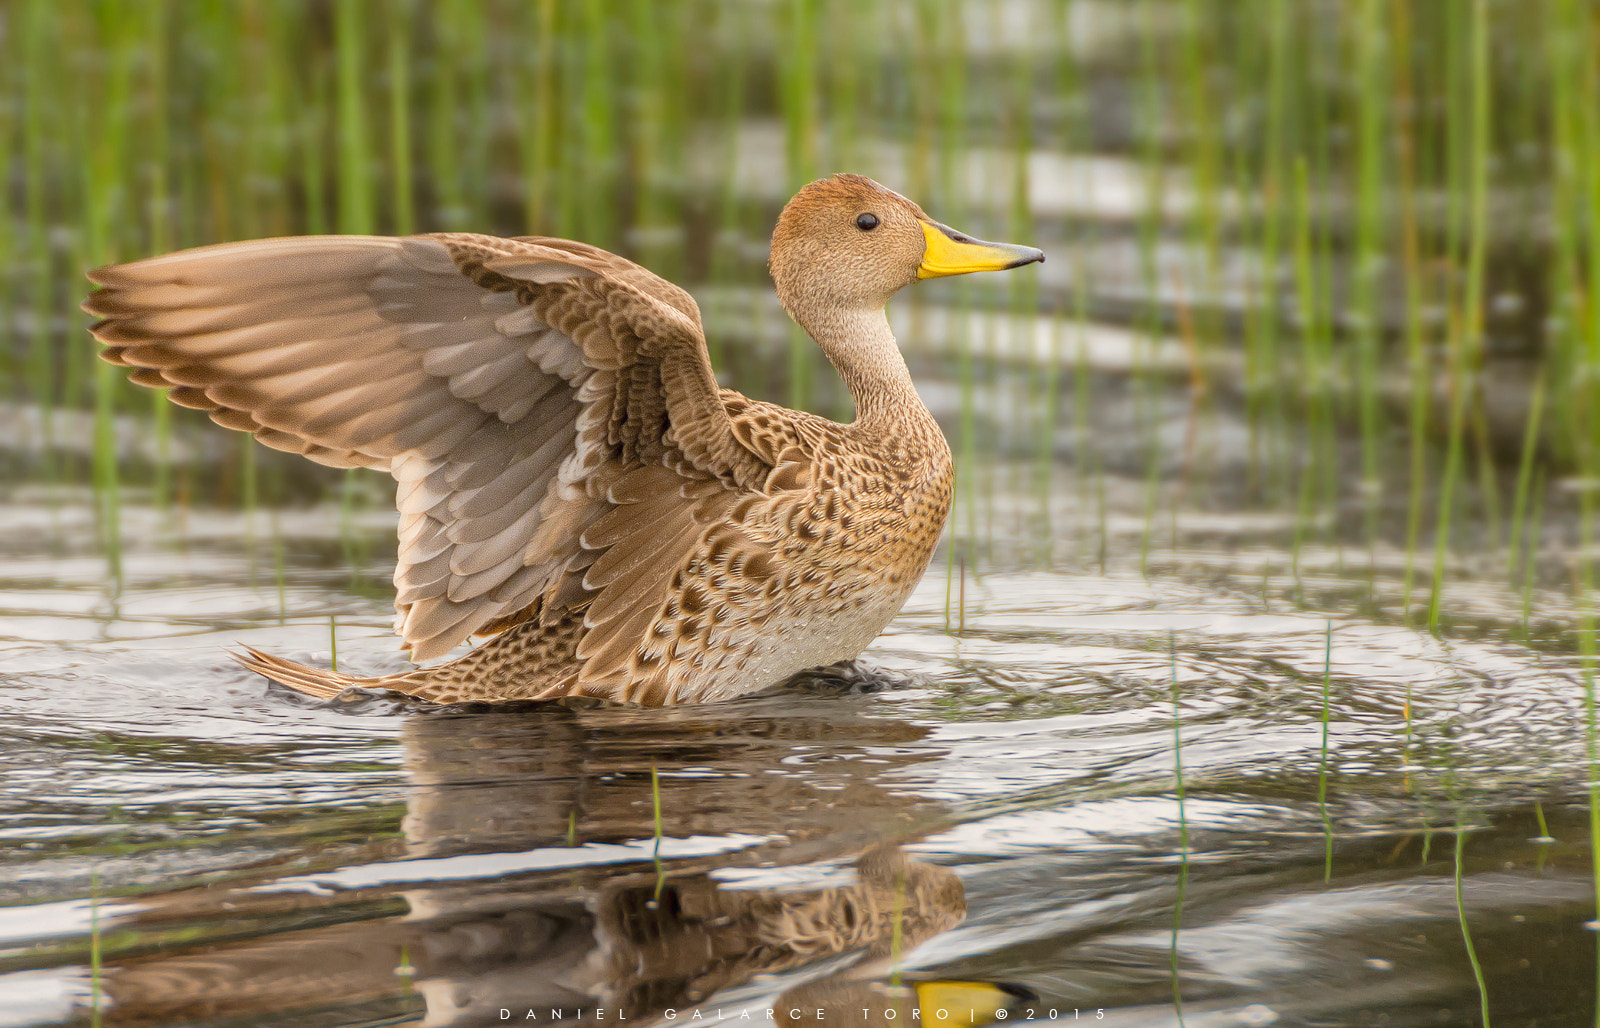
[1319,621,1333,881]
[89,870,101,1028]
[889,866,906,989]
[1454,813,1491,1026]
[651,762,665,899]
[1584,620,1600,1018]
[1170,629,1188,1025]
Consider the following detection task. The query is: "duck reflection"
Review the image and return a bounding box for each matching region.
[410,844,980,1026]
[394,690,942,859]
[90,688,1029,1027]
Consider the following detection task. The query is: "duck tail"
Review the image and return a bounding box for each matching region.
[231,645,378,701]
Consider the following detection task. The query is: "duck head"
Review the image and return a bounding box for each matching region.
[769,173,1044,320]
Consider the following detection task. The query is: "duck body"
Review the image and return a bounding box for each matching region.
[248,393,952,706]
[86,175,1036,706]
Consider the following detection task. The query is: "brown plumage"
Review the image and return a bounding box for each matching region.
[85,174,1043,705]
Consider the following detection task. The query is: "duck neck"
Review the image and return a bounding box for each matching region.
[800,305,923,428]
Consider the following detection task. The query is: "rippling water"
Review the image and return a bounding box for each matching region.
[0,477,1594,1028]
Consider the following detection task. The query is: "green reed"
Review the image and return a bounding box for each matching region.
[1507,374,1546,582]
[825,0,867,173]
[336,0,374,236]
[0,43,11,400]
[1552,2,1600,473]
[1071,301,1100,567]
[1134,7,1167,580]
[1350,0,1387,575]
[1308,67,1342,564]
[1057,3,1096,564]
[1246,0,1293,504]
[1392,0,1431,627]
[388,8,415,236]
[908,1,980,568]
[703,1,746,372]
[777,0,819,278]
[21,0,58,494]
[333,1,376,589]
[957,290,979,571]
[81,2,139,592]
[242,436,257,585]
[459,3,493,230]
[1517,488,1544,643]
[426,2,464,228]
[1542,15,1599,890]
[572,3,613,241]
[1009,11,1049,551]
[517,0,556,234]
[272,513,287,625]
[144,1,172,513]
[1426,0,1491,635]
[1173,16,1220,511]
[6,0,1600,665]
[1288,158,1320,594]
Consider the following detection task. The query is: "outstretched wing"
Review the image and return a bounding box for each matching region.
[85,233,771,662]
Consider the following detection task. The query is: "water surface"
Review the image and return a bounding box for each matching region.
[1,476,1593,1027]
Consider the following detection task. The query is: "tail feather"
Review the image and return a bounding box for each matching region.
[231,645,370,700]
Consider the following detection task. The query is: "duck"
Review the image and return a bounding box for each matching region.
[84,174,1043,706]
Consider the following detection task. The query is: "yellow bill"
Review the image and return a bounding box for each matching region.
[917,220,1045,279]
[915,980,1039,1028]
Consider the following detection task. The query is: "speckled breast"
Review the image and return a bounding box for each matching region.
[680,416,955,702]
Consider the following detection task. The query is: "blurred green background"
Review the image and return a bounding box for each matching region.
[2,0,1599,641]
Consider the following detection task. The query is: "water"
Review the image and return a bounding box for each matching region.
[1,462,1594,1027]
[5,2,1600,1023]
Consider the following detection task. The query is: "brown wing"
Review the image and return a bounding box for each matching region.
[85,233,770,664]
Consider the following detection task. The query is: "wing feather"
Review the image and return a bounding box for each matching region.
[88,232,772,675]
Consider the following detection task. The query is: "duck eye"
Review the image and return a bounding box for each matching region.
[856,213,879,231]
